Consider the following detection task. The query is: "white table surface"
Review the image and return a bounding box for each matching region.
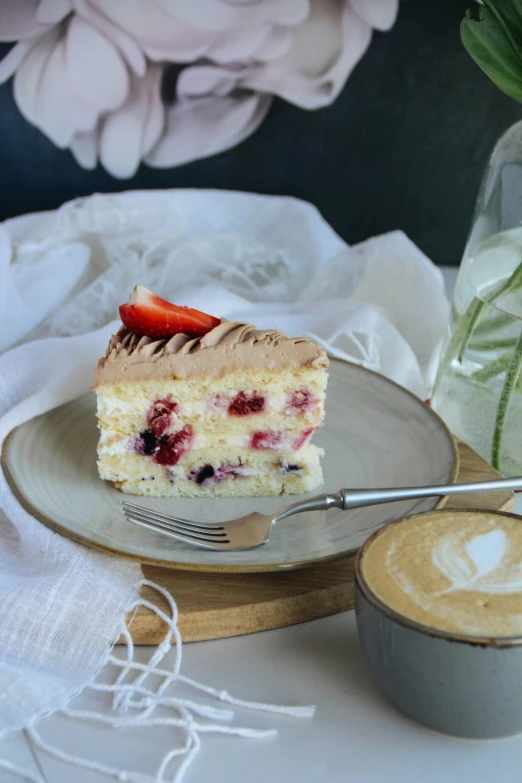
[6,265,522,783]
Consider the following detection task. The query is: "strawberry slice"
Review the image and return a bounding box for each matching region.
[119,285,220,339]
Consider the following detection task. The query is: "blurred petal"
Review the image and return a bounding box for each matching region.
[71,0,146,76]
[88,0,218,62]
[0,40,33,84]
[0,0,48,41]
[141,66,166,155]
[206,23,294,64]
[70,129,98,169]
[90,0,308,63]
[177,65,244,97]
[251,25,294,61]
[37,34,99,145]
[36,0,72,24]
[100,64,164,178]
[351,0,398,31]
[145,91,271,168]
[276,0,346,78]
[161,0,310,30]
[14,17,129,148]
[64,16,129,113]
[245,1,372,108]
[13,27,61,126]
[206,24,273,62]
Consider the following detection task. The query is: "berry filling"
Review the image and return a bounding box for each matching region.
[280,461,302,474]
[154,426,193,466]
[135,428,157,456]
[228,391,265,416]
[188,462,244,486]
[147,398,178,437]
[189,464,215,485]
[293,427,315,451]
[285,388,317,415]
[215,463,244,481]
[134,425,193,466]
[250,430,284,450]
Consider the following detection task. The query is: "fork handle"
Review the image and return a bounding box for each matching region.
[274,476,522,524]
[338,475,522,510]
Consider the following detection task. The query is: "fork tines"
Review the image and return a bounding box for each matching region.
[122,501,230,546]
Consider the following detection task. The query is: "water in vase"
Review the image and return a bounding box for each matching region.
[432,228,522,476]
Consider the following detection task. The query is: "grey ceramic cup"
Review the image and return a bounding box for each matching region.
[355,511,522,739]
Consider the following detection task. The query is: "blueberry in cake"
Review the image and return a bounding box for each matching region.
[95,286,329,497]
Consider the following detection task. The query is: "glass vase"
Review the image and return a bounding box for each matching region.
[432,120,522,476]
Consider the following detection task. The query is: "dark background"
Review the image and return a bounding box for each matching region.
[1,0,521,264]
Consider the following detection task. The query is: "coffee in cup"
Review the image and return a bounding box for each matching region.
[360,509,522,637]
[355,509,522,739]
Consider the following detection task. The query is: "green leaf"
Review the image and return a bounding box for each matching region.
[433,257,522,395]
[468,337,519,351]
[459,260,522,367]
[471,351,511,382]
[491,0,522,38]
[473,312,514,336]
[480,0,522,40]
[457,297,490,363]
[432,298,482,393]
[513,0,522,28]
[461,2,522,103]
[492,328,522,469]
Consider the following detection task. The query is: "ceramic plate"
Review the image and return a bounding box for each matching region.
[2,361,458,572]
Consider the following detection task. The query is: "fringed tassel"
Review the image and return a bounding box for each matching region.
[3,579,315,782]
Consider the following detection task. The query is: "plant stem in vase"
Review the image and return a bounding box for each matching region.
[492,328,522,469]
[432,231,522,475]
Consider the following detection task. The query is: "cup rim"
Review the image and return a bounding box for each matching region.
[355,508,522,648]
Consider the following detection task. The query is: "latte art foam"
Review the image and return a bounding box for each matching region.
[361,511,522,637]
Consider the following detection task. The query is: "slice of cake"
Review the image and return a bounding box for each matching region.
[95,286,329,498]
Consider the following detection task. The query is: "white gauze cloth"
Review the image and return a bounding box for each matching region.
[0,190,449,781]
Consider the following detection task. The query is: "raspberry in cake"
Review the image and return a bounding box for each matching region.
[94,286,329,497]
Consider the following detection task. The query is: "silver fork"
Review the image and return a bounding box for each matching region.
[122,475,522,551]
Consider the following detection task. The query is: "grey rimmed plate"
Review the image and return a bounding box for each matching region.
[1,361,458,572]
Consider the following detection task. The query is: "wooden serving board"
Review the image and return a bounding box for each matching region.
[125,441,516,645]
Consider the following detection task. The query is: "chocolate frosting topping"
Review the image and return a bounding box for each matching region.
[94,321,329,385]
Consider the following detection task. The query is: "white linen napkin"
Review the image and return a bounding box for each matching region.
[0,190,449,781]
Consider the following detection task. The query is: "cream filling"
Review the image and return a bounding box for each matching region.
[97,392,323,422]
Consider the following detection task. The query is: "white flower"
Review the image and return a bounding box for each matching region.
[0,0,398,178]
